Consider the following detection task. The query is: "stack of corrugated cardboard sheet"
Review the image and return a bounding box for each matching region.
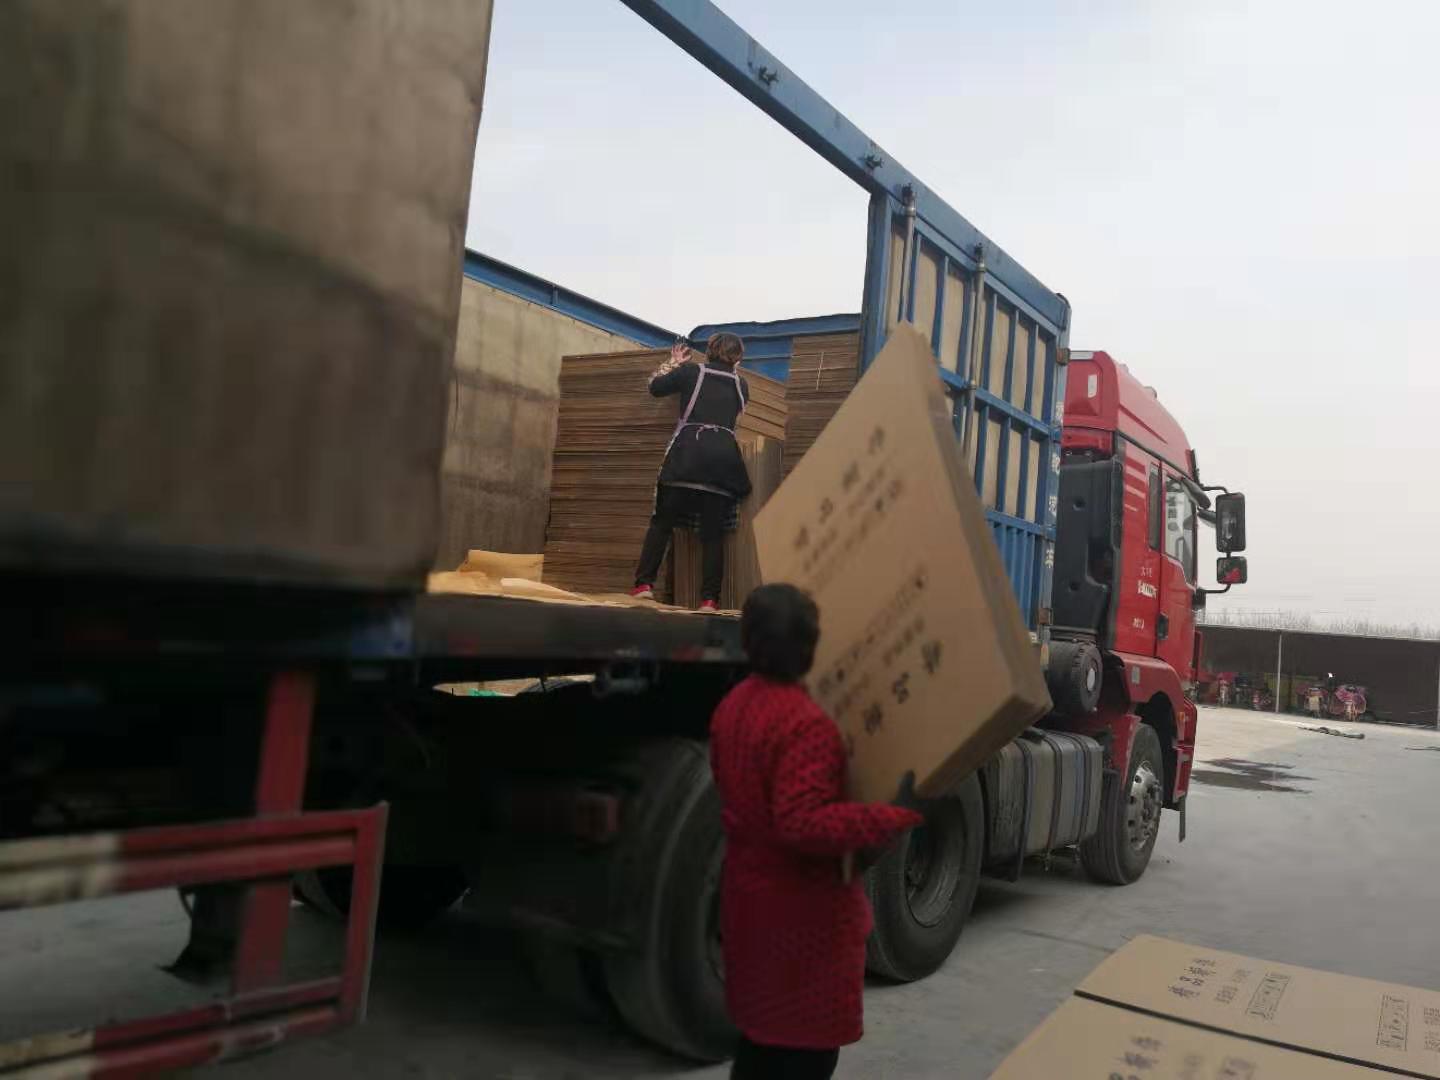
[781,333,861,479]
[543,349,786,601]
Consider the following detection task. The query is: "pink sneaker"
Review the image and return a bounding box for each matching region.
[699,599,719,613]
[629,584,654,601]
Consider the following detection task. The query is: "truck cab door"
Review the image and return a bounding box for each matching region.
[1112,450,1162,655]
[1155,470,1198,681]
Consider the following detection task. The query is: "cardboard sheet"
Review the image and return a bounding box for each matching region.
[753,325,1050,802]
[991,997,1385,1079]
[426,553,736,618]
[1077,935,1440,1077]
[458,550,544,581]
[426,570,498,596]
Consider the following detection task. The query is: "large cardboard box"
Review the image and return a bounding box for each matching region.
[992,934,1440,1078]
[753,325,1050,802]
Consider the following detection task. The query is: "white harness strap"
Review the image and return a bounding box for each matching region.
[664,365,745,455]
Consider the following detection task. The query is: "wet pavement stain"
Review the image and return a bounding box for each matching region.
[1190,758,1312,794]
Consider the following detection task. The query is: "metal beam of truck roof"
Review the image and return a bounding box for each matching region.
[616,0,1071,358]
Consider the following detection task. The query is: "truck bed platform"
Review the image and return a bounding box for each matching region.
[414,592,744,675]
[7,575,746,677]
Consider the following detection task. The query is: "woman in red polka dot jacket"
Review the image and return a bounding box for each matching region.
[710,583,925,1080]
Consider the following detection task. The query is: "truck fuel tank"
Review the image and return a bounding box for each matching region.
[982,729,1103,872]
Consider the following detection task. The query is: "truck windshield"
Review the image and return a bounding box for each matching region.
[1165,476,1197,584]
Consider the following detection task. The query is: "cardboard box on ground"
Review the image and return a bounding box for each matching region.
[992,934,1440,1078]
[753,325,1051,804]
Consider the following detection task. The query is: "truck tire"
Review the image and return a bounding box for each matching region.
[1045,639,1103,716]
[1081,722,1163,885]
[602,739,734,1062]
[864,773,983,982]
[293,864,468,931]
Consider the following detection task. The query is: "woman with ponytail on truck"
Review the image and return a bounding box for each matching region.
[630,332,752,611]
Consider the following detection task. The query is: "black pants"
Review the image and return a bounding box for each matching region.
[635,487,728,602]
[730,1037,839,1080]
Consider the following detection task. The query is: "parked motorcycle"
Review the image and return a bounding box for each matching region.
[1296,679,1371,722]
[1331,684,1369,722]
[1298,682,1328,718]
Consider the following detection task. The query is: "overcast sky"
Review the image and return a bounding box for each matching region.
[468,0,1440,629]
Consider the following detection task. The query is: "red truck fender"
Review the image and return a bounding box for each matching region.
[1109,652,1196,805]
[1053,651,1194,806]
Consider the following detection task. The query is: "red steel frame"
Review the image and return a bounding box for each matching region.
[0,671,388,1078]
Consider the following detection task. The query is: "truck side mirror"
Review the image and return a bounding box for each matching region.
[1217,555,1248,585]
[1215,492,1246,553]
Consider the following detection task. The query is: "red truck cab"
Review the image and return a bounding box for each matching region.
[1047,349,1247,882]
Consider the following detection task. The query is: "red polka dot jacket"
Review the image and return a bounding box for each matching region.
[710,675,924,1049]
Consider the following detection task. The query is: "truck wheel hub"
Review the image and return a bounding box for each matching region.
[1126,762,1162,852]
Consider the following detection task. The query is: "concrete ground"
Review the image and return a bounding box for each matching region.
[4,707,1439,1078]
